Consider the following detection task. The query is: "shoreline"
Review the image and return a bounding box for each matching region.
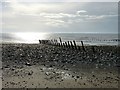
[1,42,119,46]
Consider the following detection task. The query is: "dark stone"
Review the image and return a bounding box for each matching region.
[49,65,53,67]
[4,65,9,68]
[28,71,33,75]
[83,83,86,85]
[76,76,80,78]
[11,68,15,71]
[92,75,95,77]
[45,87,49,89]
[61,60,66,63]
[72,75,74,78]
[25,62,32,66]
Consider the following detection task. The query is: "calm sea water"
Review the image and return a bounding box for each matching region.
[0,33,119,45]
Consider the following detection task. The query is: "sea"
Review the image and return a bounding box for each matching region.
[0,33,119,46]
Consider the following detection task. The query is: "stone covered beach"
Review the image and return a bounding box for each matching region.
[2,44,120,88]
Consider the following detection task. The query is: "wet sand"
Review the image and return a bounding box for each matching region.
[2,44,120,88]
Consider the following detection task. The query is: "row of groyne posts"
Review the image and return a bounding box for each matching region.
[39,37,96,53]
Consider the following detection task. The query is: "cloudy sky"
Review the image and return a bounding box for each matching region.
[1,0,119,33]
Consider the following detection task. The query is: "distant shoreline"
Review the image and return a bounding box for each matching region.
[1,43,119,46]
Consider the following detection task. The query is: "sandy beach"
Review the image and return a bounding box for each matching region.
[2,44,120,88]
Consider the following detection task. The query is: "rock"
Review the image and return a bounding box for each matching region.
[28,71,33,75]
[76,76,80,78]
[25,62,31,66]
[83,83,86,85]
[72,75,74,78]
[45,87,49,89]
[61,60,66,63]
[64,68,69,71]
[4,65,9,68]
[11,68,15,71]
[45,72,50,76]
[92,75,95,77]
[49,65,53,67]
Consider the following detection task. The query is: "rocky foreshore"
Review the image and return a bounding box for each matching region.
[2,44,120,88]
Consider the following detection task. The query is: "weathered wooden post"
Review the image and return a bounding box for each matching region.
[73,40,77,50]
[70,41,74,49]
[47,40,50,45]
[55,39,58,46]
[54,39,56,46]
[67,41,71,48]
[63,43,65,48]
[55,39,58,44]
[39,40,41,44]
[42,40,43,44]
[81,41,85,51]
[51,40,53,45]
[78,46,81,51]
[59,37,62,46]
[52,39,55,45]
[65,42,68,48]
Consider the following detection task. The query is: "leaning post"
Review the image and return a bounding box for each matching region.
[73,40,77,50]
[59,37,62,46]
[81,41,85,51]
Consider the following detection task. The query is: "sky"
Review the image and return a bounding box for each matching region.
[1,0,119,33]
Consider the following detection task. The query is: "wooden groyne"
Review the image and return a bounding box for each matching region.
[39,37,90,52]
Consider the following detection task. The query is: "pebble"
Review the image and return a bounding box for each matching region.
[76,76,80,78]
[92,75,95,77]
[28,71,33,75]
[25,62,32,66]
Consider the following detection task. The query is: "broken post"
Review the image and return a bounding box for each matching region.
[39,40,41,44]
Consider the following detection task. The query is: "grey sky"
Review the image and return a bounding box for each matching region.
[1,0,118,33]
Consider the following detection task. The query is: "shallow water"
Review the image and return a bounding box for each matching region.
[0,33,119,45]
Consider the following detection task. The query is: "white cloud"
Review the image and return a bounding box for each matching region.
[85,15,117,20]
[2,0,118,32]
[76,10,87,15]
[3,10,117,28]
[45,19,67,27]
[7,0,79,15]
[9,1,57,14]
